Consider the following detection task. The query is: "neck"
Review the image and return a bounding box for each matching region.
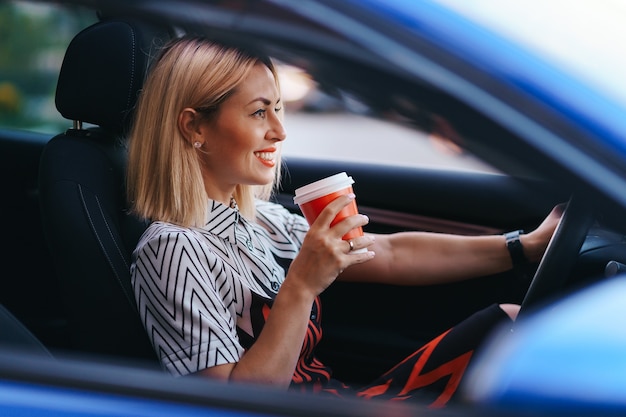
[202,182,236,208]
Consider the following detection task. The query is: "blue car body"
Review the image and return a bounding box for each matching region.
[2,0,626,415]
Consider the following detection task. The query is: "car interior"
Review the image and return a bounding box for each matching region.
[38,17,170,365]
[4,6,623,393]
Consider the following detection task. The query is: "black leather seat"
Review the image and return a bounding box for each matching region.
[38,19,171,364]
[0,304,52,357]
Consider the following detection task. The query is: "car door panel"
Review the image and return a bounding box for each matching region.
[280,157,566,234]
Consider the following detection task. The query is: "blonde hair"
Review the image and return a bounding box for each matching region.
[127,37,282,227]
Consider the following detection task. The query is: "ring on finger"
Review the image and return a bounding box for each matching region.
[348,240,354,252]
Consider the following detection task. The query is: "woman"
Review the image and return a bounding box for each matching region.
[127,36,560,408]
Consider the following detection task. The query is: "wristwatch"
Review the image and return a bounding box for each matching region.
[504,229,529,269]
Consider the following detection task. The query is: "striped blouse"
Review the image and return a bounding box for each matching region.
[130,199,331,383]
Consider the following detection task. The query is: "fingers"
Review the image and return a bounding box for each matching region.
[304,193,374,268]
[313,193,356,227]
[548,203,566,221]
[341,239,376,267]
[524,205,565,263]
[312,193,369,238]
[344,235,375,255]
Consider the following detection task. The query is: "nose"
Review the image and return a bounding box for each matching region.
[267,111,287,142]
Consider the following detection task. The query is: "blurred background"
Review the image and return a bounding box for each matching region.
[0,0,494,173]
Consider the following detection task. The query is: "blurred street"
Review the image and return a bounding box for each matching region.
[282,111,496,173]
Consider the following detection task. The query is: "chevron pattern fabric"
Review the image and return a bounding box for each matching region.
[131,199,309,376]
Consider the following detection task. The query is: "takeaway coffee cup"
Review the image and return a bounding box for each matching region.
[293,172,366,253]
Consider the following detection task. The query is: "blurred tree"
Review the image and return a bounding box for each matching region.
[0,82,21,114]
[0,1,96,131]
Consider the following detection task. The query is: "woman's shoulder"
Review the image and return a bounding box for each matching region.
[136,221,205,250]
[142,221,190,238]
[254,199,309,233]
[255,199,300,221]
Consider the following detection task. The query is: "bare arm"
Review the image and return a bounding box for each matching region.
[339,205,562,285]
[196,282,317,386]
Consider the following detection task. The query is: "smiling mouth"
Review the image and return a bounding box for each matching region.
[254,151,276,167]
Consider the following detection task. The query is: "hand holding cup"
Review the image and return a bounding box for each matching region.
[294,172,367,253]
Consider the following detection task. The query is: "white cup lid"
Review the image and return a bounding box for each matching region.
[293,172,355,205]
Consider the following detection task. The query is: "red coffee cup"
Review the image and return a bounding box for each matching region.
[293,172,365,252]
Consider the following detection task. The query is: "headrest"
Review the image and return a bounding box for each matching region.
[55,19,170,135]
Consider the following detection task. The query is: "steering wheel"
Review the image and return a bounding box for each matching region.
[518,193,595,317]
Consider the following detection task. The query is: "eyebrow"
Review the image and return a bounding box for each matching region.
[247,97,281,106]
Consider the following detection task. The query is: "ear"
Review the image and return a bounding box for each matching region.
[178,108,204,147]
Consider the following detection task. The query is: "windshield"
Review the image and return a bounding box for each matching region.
[431,0,626,110]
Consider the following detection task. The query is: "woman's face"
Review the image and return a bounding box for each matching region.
[198,62,286,198]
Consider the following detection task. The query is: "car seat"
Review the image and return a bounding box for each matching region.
[38,18,171,364]
[0,303,52,357]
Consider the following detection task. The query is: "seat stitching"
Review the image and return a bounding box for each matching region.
[126,25,137,110]
[78,184,135,305]
[95,194,130,270]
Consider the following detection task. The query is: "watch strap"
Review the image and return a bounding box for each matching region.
[504,229,528,269]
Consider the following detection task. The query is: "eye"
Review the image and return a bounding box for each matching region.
[274,106,282,113]
[252,109,267,118]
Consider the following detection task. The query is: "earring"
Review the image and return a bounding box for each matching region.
[194,141,202,148]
